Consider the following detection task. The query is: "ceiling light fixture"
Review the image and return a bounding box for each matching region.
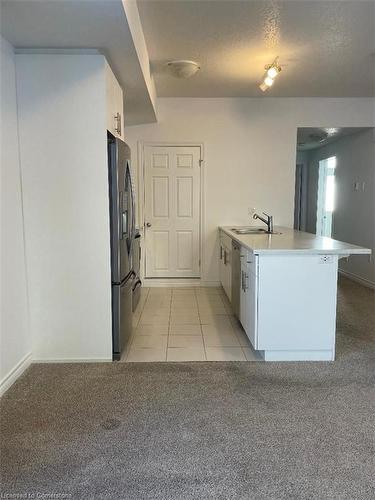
[264,76,274,87]
[166,60,201,79]
[259,57,281,92]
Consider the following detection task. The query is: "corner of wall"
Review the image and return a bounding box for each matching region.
[1,36,32,394]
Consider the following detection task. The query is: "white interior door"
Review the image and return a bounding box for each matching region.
[144,145,201,278]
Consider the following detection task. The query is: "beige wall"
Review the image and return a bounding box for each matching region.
[125,97,375,282]
[16,54,112,361]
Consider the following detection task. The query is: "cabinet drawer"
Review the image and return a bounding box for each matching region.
[244,250,258,276]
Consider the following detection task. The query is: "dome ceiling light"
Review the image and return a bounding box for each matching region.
[259,57,282,92]
[166,60,201,79]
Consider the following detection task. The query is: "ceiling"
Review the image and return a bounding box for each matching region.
[137,0,375,98]
[1,0,156,125]
[296,127,370,151]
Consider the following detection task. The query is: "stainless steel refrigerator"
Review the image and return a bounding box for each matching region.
[108,132,135,360]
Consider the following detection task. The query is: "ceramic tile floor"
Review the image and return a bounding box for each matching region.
[122,287,263,362]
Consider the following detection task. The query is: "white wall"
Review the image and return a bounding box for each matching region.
[125,97,375,282]
[0,37,31,393]
[304,129,375,286]
[16,54,112,361]
[122,0,157,117]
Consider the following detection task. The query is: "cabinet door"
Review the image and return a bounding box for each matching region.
[113,81,124,139]
[105,62,124,139]
[246,269,258,348]
[239,259,248,331]
[223,245,232,301]
[219,244,225,289]
[239,262,258,349]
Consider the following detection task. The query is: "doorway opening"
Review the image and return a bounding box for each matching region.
[293,126,374,288]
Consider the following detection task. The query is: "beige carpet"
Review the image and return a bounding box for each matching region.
[1,277,374,499]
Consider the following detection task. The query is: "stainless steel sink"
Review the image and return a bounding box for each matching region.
[231,227,281,235]
[231,227,266,234]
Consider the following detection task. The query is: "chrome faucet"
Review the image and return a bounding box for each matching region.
[253,212,274,233]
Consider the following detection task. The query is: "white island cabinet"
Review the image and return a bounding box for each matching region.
[219,227,371,361]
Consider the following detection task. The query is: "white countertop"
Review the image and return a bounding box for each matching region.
[219,226,372,256]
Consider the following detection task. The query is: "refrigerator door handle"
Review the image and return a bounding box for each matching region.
[125,163,136,255]
[122,211,128,238]
[133,279,142,291]
[129,166,136,243]
[119,191,124,240]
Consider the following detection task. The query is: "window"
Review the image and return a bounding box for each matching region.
[316,156,336,237]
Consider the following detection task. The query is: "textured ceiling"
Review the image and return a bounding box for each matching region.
[1,0,156,125]
[297,127,371,151]
[137,0,375,97]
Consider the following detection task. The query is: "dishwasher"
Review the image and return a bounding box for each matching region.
[231,240,241,319]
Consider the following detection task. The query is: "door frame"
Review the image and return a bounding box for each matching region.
[137,141,205,286]
[293,162,308,232]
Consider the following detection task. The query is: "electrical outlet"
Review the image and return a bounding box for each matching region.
[248,207,256,217]
[319,255,333,264]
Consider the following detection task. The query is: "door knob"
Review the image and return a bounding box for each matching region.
[146,222,152,228]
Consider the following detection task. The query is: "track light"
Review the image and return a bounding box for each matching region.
[264,76,274,87]
[267,66,279,79]
[259,58,281,92]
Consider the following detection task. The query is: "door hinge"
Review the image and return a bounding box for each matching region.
[199,259,201,267]
[199,159,203,167]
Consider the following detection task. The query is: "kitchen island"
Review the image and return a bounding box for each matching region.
[219,226,371,361]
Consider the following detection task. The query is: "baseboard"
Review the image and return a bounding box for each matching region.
[32,357,113,363]
[261,349,334,362]
[200,280,221,287]
[339,269,375,290]
[143,278,221,288]
[0,352,32,397]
